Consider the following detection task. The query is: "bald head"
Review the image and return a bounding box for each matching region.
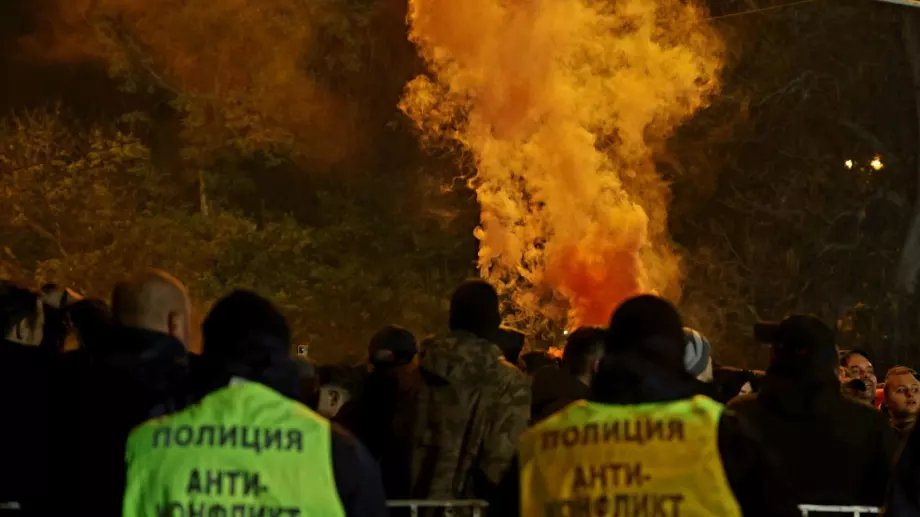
[112,270,191,346]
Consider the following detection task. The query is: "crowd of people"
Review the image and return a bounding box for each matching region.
[2,270,920,516]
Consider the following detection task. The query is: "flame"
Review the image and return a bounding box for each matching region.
[401,0,723,327]
[845,159,854,169]
[870,157,883,171]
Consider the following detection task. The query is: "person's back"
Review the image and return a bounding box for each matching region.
[123,290,387,517]
[731,377,895,506]
[512,295,798,517]
[124,381,346,516]
[336,325,420,500]
[732,314,898,507]
[411,280,530,501]
[413,330,529,499]
[50,270,195,516]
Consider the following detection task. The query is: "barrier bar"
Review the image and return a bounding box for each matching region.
[387,499,490,517]
[798,504,881,516]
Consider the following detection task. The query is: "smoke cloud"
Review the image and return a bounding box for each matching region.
[401,0,723,328]
[24,0,360,164]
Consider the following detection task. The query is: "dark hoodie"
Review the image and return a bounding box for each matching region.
[730,374,898,507]
[410,330,531,501]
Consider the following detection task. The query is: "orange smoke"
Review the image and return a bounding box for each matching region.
[401,0,723,327]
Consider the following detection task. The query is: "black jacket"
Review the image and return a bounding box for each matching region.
[0,340,53,515]
[335,367,420,501]
[328,423,391,517]
[491,361,799,517]
[48,327,196,516]
[730,374,898,508]
[887,421,920,516]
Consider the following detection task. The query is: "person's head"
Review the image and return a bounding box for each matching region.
[0,282,44,346]
[562,326,606,385]
[315,365,361,418]
[840,349,878,403]
[592,295,690,403]
[494,326,526,365]
[449,279,501,339]
[754,314,838,382]
[606,295,685,373]
[884,366,920,418]
[202,290,297,397]
[67,299,112,351]
[684,328,713,382]
[112,270,191,346]
[368,325,417,372]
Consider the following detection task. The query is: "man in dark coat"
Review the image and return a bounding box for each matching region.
[51,270,197,516]
[731,314,898,508]
[336,325,421,500]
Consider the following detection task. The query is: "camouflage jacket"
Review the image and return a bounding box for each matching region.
[410,330,531,500]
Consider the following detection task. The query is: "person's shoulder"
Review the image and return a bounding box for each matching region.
[496,354,529,389]
[328,423,379,482]
[726,392,759,410]
[840,397,892,428]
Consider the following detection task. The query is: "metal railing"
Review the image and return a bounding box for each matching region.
[386,499,489,517]
[799,505,881,516]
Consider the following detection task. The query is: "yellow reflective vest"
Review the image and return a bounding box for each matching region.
[123,381,347,517]
[519,395,742,517]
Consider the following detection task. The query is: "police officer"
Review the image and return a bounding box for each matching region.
[517,295,798,517]
[123,291,387,517]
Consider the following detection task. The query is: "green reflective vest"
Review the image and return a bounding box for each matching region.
[123,381,347,517]
[519,395,742,517]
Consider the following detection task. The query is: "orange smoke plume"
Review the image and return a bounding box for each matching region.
[401,0,723,328]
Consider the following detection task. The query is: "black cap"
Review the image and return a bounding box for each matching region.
[754,315,837,375]
[368,325,417,367]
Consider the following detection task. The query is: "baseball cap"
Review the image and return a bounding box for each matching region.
[754,314,837,374]
[368,325,418,367]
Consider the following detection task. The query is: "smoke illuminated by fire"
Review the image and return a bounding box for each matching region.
[23,0,360,165]
[401,0,724,327]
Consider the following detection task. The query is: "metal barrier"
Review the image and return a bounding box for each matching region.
[386,499,489,517]
[799,505,881,516]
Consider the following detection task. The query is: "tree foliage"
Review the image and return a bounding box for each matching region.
[0,108,469,361]
[668,0,917,367]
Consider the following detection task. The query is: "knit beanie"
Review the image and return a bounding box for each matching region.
[683,327,712,378]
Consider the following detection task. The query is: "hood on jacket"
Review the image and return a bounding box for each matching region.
[418,330,511,386]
